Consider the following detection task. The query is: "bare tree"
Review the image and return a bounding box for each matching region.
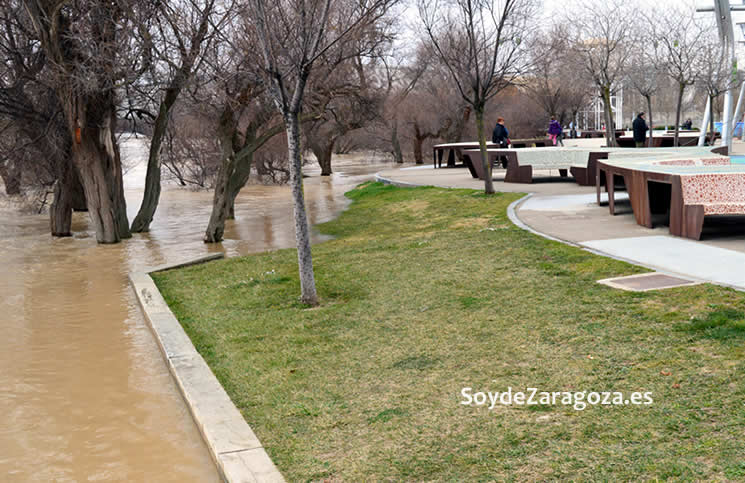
[419,0,537,194]
[247,0,396,305]
[22,0,156,243]
[696,30,741,145]
[625,24,661,147]
[522,24,592,131]
[196,37,287,242]
[0,1,88,235]
[567,1,633,147]
[646,5,706,146]
[130,0,226,233]
[305,52,385,175]
[161,105,222,188]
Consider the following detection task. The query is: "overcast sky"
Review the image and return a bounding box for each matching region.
[397,0,745,52]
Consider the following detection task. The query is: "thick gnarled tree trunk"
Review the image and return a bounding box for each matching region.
[310,137,335,176]
[66,94,130,243]
[0,160,22,195]
[50,156,76,237]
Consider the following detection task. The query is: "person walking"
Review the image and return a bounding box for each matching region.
[548,116,564,146]
[492,117,509,147]
[633,112,648,148]
[491,117,509,168]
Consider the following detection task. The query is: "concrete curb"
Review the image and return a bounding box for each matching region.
[505,194,581,247]
[129,254,285,483]
[375,173,428,188]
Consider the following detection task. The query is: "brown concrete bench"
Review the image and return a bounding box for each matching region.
[595,150,743,240]
[433,139,554,171]
[671,172,745,239]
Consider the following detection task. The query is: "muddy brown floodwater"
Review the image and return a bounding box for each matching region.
[0,135,396,481]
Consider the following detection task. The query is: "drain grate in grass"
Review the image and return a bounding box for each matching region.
[597,272,699,291]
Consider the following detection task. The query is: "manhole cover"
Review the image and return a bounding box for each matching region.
[597,273,699,292]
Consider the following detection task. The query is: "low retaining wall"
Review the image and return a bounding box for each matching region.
[129,253,285,483]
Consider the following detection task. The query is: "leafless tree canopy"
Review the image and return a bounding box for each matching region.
[419,0,537,193]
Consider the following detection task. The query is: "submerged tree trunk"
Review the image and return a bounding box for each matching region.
[66,93,130,244]
[0,160,22,195]
[286,111,318,305]
[130,92,178,232]
[205,106,238,243]
[310,137,335,176]
[204,105,282,240]
[474,107,495,195]
[50,156,76,237]
[70,169,87,211]
[674,82,685,147]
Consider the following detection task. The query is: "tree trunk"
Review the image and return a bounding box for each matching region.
[475,107,495,195]
[601,87,617,147]
[391,117,403,164]
[205,106,238,243]
[224,149,256,221]
[413,122,425,165]
[646,95,654,147]
[674,82,685,147]
[70,168,87,211]
[66,94,130,244]
[709,95,717,146]
[286,111,318,305]
[0,161,22,195]
[130,91,179,232]
[311,138,335,176]
[50,156,75,237]
[204,155,233,243]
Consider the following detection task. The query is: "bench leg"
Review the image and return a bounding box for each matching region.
[559,169,568,178]
[504,155,532,183]
[670,181,705,240]
[570,167,586,185]
[670,205,705,240]
[464,155,479,178]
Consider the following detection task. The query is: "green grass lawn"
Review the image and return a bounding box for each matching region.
[153,183,745,481]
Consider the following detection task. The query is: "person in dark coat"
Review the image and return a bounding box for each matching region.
[491,117,509,168]
[632,112,648,147]
[492,117,509,146]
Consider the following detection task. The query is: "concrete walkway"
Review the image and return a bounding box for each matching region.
[377,157,745,291]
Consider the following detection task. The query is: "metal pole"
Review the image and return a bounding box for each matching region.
[729,81,745,145]
[698,97,711,146]
[723,89,733,146]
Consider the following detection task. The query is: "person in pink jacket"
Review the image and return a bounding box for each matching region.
[548,116,564,146]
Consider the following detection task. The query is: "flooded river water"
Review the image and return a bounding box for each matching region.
[0,135,394,481]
